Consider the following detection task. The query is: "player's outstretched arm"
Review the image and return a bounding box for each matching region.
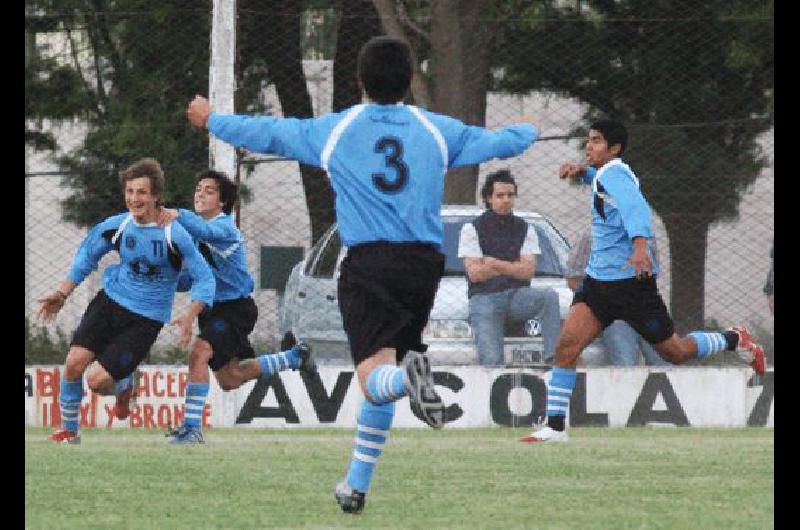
[186,94,338,167]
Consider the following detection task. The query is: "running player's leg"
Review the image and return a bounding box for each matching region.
[519,302,602,443]
[94,308,162,421]
[207,298,315,392]
[168,338,212,444]
[50,345,95,444]
[653,328,765,375]
[620,279,765,375]
[335,243,444,514]
[50,290,111,444]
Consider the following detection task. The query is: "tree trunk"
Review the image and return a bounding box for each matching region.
[242,0,335,245]
[429,0,494,204]
[662,215,711,335]
[333,0,381,112]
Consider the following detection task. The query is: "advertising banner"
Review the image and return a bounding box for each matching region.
[25,366,773,429]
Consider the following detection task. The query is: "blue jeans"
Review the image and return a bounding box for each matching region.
[602,320,669,366]
[468,287,561,366]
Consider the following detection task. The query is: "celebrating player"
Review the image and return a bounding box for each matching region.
[186,36,540,513]
[158,170,317,445]
[520,120,766,443]
[37,158,216,445]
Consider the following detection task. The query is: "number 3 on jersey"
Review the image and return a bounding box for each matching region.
[372,136,408,193]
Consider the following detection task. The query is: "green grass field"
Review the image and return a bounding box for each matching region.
[25,427,773,529]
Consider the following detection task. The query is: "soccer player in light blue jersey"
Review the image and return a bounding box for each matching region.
[157,170,316,445]
[520,120,766,443]
[37,158,216,445]
[186,36,540,513]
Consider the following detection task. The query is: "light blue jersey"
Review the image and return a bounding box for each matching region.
[67,212,215,323]
[174,209,254,301]
[208,104,537,247]
[582,160,658,280]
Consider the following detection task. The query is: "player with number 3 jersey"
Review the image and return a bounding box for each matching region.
[186,36,540,514]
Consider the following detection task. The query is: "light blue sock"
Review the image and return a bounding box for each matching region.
[59,377,83,433]
[184,382,209,429]
[114,374,133,396]
[257,346,301,380]
[688,332,728,359]
[345,400,395,493]
[365,365,406,404]
[546,367,576,418]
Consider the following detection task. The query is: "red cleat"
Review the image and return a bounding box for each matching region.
[111,385,134,420]
[729,326,766,376]
[110,371,141,421]
[49,429,81,445]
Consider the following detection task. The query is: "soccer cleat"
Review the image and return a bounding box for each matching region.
[49,429,81,445]
[334,481,366,514]
[519,425,569,443]
[110,387,133,420]
[110,370,142,420]
[167,424,205,445]
[402,352,445,429]
[294,341,317,376]
[729,326,766,376]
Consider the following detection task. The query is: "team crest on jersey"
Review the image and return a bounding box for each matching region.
[131,258,159,278]
[125,235,137,249]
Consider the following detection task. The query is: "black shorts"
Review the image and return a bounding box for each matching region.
[198,297,258,372]
[71,290,163,380]
[338,242,445,365]
[572,275,675,344]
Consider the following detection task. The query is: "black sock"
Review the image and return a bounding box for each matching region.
[547,415,565,432]
[723,330,739,351]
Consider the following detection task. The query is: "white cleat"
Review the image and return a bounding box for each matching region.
[519,426,569,443]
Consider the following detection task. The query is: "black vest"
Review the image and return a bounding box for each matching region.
[467,210,530,298]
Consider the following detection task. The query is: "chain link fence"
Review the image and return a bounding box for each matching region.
[25,2,773,367]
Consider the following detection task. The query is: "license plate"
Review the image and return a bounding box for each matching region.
[504,344,546,366]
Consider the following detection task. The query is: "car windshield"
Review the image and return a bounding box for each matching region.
[441,215,569,278]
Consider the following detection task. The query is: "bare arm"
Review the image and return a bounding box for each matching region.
[170,300,207,351]
[37,279,77,322]
[465,255,536,283]
[464,257,502,283]
[489,254,536,281]
[623,237,653,279]
[559,163,588,180]
[566,276,581,292]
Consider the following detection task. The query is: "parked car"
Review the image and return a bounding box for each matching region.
[278,206,608,366]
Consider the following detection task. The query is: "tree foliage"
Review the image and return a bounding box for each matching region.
[493,0,773,330]
[26,0,211,227]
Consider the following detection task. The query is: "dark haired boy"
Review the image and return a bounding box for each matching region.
[186,36,541,512]
[158,170,316,444]
[521,119,765,443]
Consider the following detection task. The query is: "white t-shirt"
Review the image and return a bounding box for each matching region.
[457,218,541,259]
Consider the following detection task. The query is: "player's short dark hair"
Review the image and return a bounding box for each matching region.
[196,169,238,215]
[357,36,413,104]
[120,158,164,199]
[590,119,628,156]
[481,169,517,209]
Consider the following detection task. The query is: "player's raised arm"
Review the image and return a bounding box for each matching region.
[187,94,340,167]
[37,214,122,321]
[430,112,540,168]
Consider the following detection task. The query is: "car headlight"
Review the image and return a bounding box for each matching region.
[424,319,473,339]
